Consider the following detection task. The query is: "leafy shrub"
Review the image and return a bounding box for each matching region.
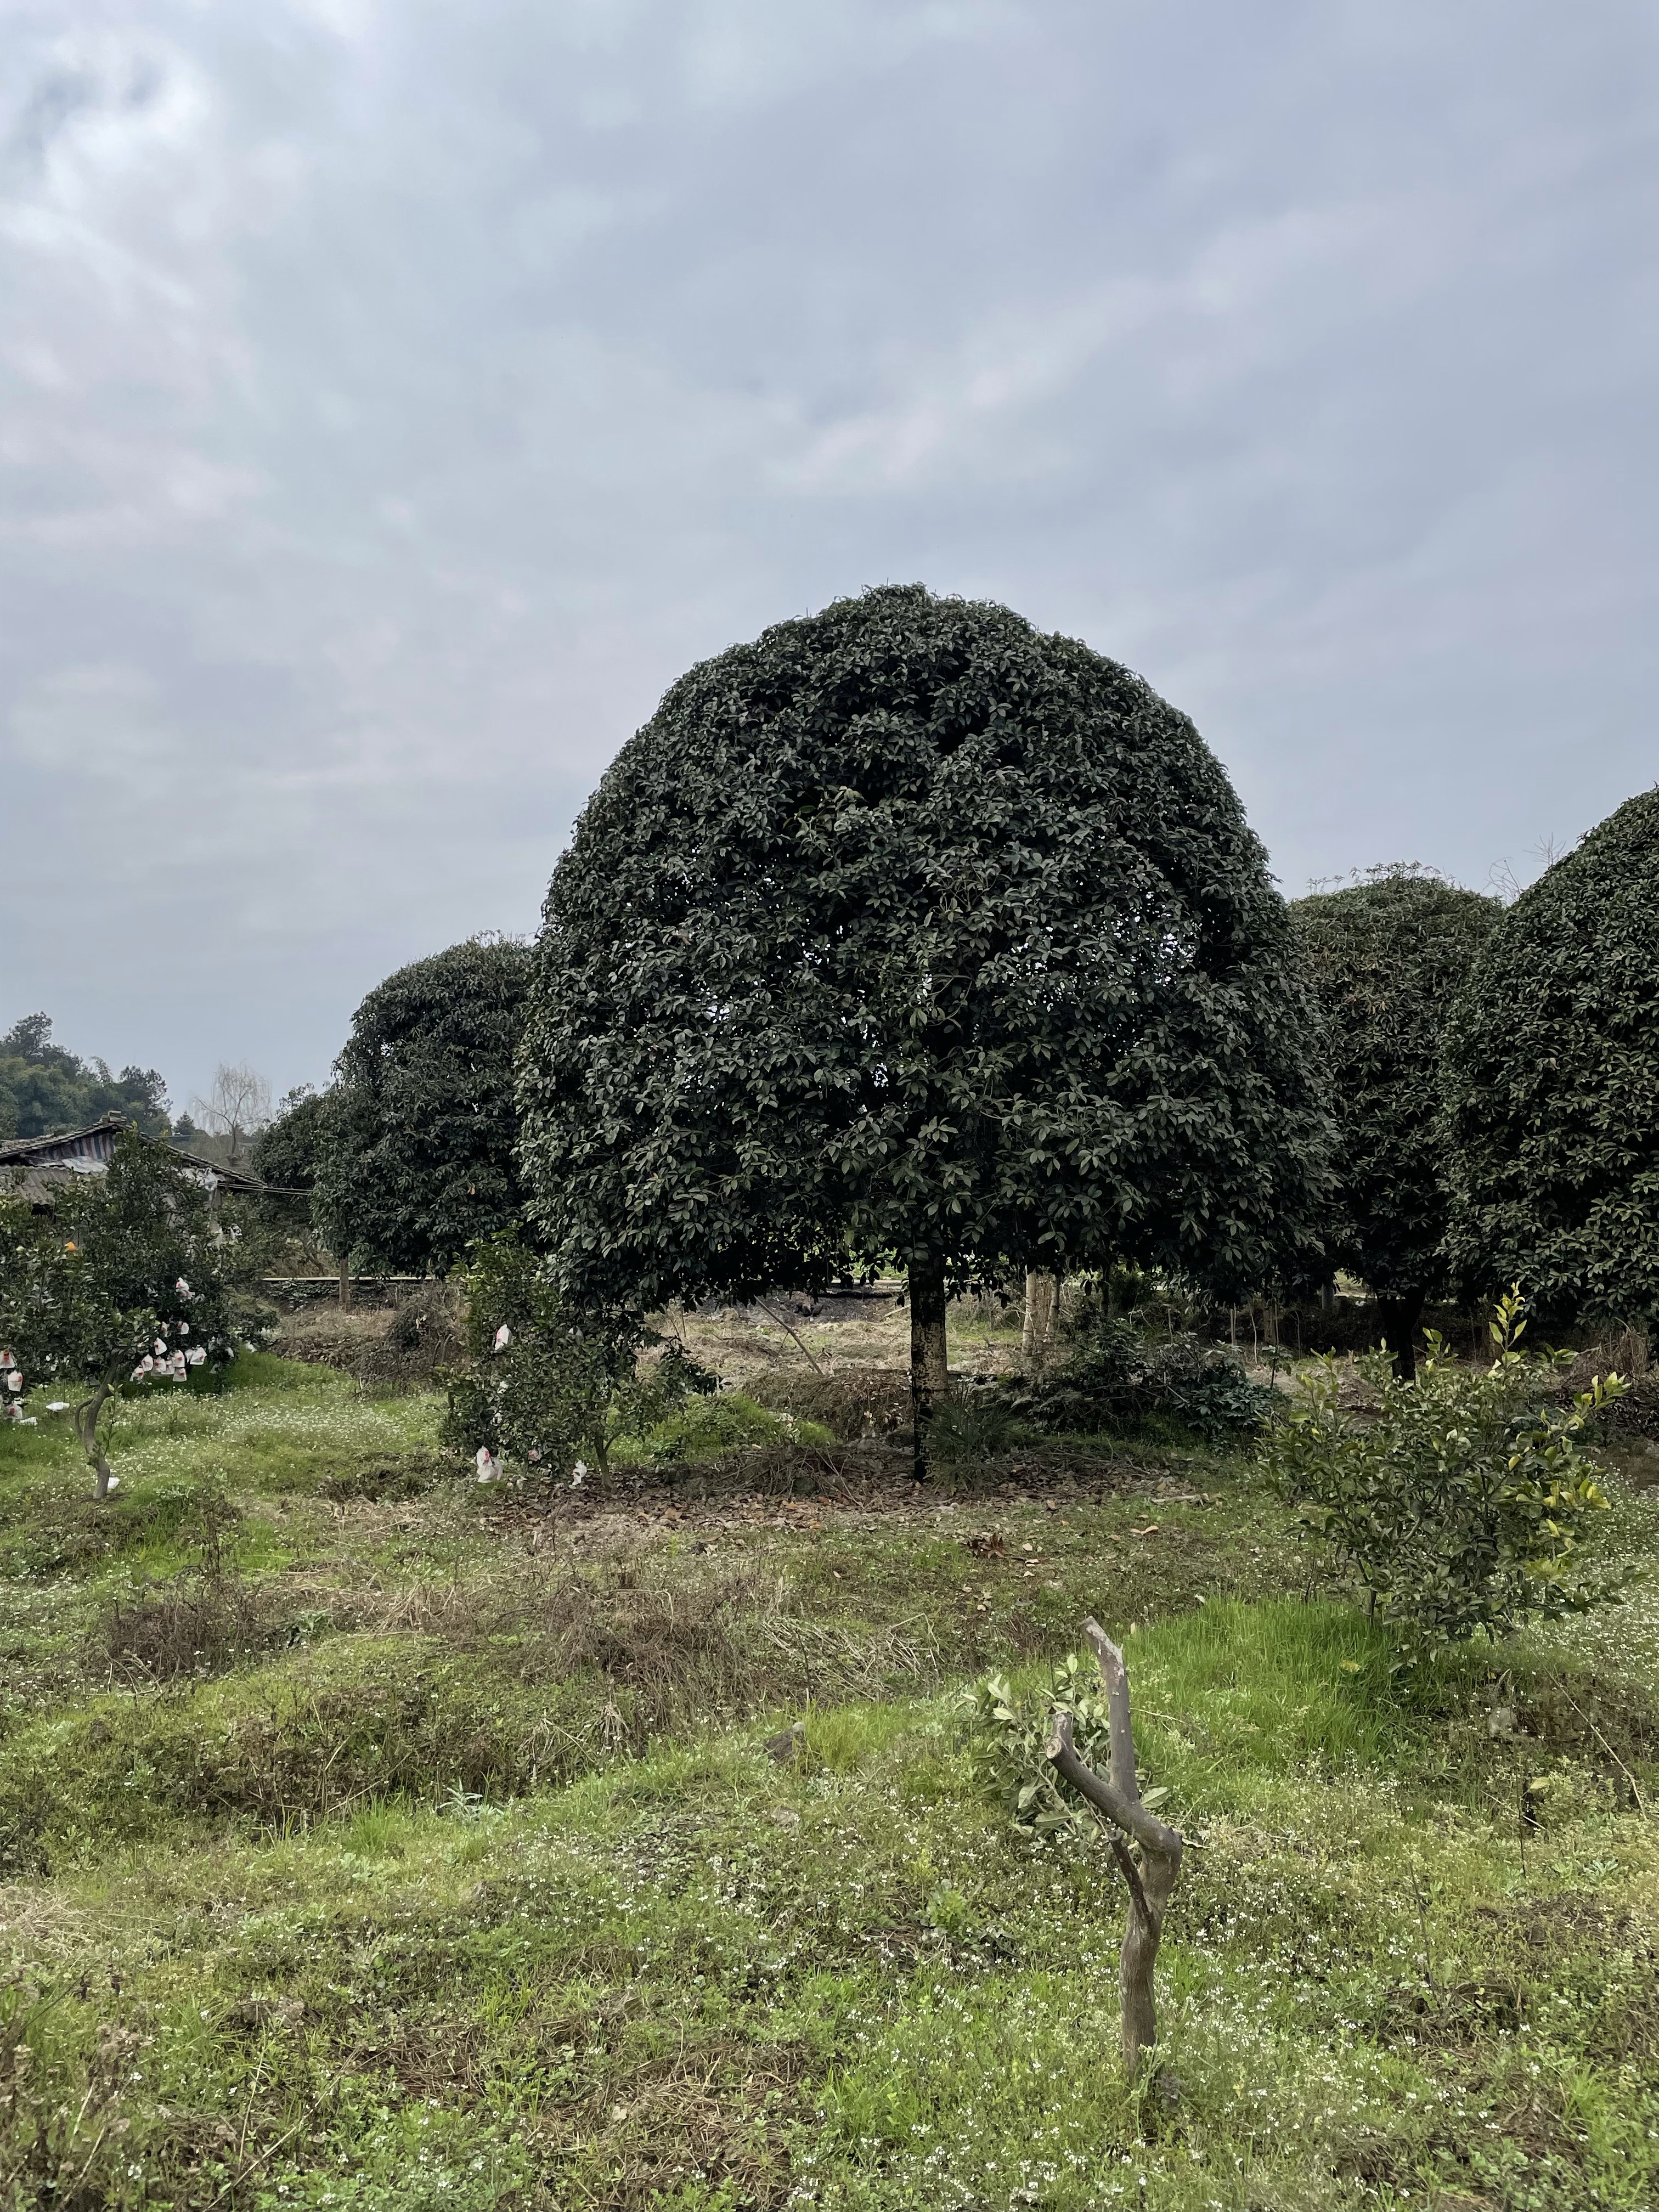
[1011,1316,1272,1445]
[0,1127,247,1498]
[1290,867,1503,1375]
[313,935,533,1277]
[519,583,1334,1331]
[1263,1291,1629,1643]
[441,1233,713,1480]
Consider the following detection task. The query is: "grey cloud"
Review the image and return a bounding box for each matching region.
[2,0,1656,1107]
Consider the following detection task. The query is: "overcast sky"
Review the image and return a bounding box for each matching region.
[3,0,1656,1113]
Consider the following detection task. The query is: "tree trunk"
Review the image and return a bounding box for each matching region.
[1022,1271,1059,1370]
[74,1383,117,1501]
[907,1252,950,1481]
[1376,1290,1426,1383]
[339,1256,353,1311]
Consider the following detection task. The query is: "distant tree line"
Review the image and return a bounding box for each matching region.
[0,1014,170,1142]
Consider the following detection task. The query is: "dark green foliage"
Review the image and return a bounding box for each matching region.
[1265,1291,1627,1643]
[0,1128,242,1494]
[312,937,532,1276]
[1442,789,1659,1327]
[1011,1314,1271,1445]
[1291,869,1501,1355]
[0,1012,170,1141]
[251,1084,330,1203]
[520,585,1333,1325]
[441,1233,713,1481]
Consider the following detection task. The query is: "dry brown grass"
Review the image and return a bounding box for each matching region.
[272,1283,464,1392]
[342,1551,943,1734]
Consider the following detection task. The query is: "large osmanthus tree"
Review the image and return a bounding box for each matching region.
[518,585,1333,1466]
[312,936,533,1278]
[1441,788,1659,1329]
[0,1128,239,1498]
[1291,867,1502,1379]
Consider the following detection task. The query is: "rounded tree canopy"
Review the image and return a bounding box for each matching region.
[519,585,1333,1318]
[251,1087,330,1196]
[314,936,532,1276]
[1291,868,1502,1303]
[1442,787,1659,1327]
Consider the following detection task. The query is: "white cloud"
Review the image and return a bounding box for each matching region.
[0,0,1655,1103]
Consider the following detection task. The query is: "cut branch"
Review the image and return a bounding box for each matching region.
[1045,1617,1184,2076]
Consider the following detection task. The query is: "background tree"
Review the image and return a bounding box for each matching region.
[188,1062,273,1169]
[1291,866,1502,1378]
[0,1013,170,1142]
[1441,787,1659,1328]
[251,1086,333,1271]
[518,584,1333,1468]
[0,1128,240,1498]
[313,936,533,1278]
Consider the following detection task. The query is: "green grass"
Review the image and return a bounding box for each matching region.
[1,1360,1656,2209]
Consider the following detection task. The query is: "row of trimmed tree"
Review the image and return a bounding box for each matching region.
[263,587,1657,1423]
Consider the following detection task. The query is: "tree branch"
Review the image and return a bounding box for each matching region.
[1045,1710,1182,1860]
[1107,1831,1150,1923]
[1083,1615,1142,1807]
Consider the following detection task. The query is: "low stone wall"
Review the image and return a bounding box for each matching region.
[260,1277,431,1313]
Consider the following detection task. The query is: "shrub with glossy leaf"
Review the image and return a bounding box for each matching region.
[1011,1312,1272,1445]
[0,1127,242,1498]
[1291,866,1502,1373]
[441,1234,712,1481]
[1264,1291,1627,1643]
[1441,789,1659,1328]
[519,584,1333,1326]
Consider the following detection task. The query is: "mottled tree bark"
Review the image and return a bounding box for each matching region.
[1047,1617,1184,2077]
[1022,1270,1059,1370]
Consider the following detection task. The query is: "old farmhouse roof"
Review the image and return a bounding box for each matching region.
[0,1116,261,1203]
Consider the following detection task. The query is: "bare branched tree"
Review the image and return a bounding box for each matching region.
[190,1062,273,1167]
[1046,1617,1185,2076]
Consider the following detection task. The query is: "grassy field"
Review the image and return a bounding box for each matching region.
[1,1334,1656,2211]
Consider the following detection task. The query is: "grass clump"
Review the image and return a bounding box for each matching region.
[613,1388,836,1465]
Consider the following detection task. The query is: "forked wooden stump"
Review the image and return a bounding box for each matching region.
[1046,1616,1185,2077]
